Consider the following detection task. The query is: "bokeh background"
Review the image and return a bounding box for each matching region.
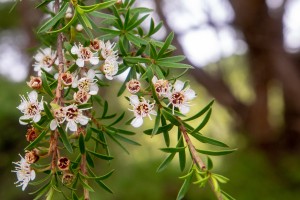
[1,0,300,199]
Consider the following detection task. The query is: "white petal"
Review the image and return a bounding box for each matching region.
[71,45,79,55]
[30,170,36,180]
[129,95,140,106]
[43,48,51,56]
[50,120,58,130]
[19,116,29,125]
[131,117,143,128]
[67,121,77,132]
[34,52,44,61]
[33,114,41,123]
[54,73,59,80]
[87,69,96,79]
[72,77,78,88]
[21,181,29,191]
[90,57,99,65]
[17,101,27,111]
[174,80,184,92]
[184,89,196,100]
[152,76,158,84]
[78,116,89,125]
[76,59,85,67]
[89,85,99,95]
[105,74,113,80]
[28,91,38,102]
[179,105,190,114]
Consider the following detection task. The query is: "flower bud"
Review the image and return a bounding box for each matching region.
[26,127,38,142]
[126,79,141,94]
[65,12,73,19]
[25,149,39,164]
[76,24,83,32]
[57,157,70,171]
[62,173,74,185]
[27,76,42,90]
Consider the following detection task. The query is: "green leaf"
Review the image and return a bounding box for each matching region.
[176,170,193,200]
[105,133,130,154]
[161,109,181,126]
[212,173,230,184]
[78,0,117,13]
[99,27,121,35]
[156,61,193,69]
[108,112,125,126]
[25,128,49,150]
[43,102,53,119]
[124,56,150,64]
[160,146,186,153]
[57,126,73,153]
[85,126,92,142]
[95,180,113,193]
[79,176,94,192]
[41,72,54,97]
[86,152,95,167]
[126,33,147,46]
[161,117,170,147]
[77,14,94,38]
[82,169,114,180]
[196,149,237,156]
[178,135,186,171]
[207,156,213,170]
[90,11,117,19]
[157,55,185,63]
[221,190,236,200]
[127,14,149,31]
[152,109,161,137]
[77,103,92,109]
[157,153,176,173]
[113,133,141,146]
[47,11,78,34]
[189,109,212,135]
[143,124,173,135]
[158,32,174,57]
[87,150,114,160]
[38,3,69,33]
[30,182,51,200]
[184,100,214,121]
[79,134,85,154]
[190,132,229,147]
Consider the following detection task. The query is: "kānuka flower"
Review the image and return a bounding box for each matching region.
[33,47,56,75]
[100,40,118,60]
[71,43,99,67]
[17,91,44,125]
[65,104,90,132]
[27,76,42,90]
[57,157,70,171]
[50,106,66,131]
[152,76,170,97]
[129,95,157,128]
[102,58,119,80]
[126,79,141,94]
[12,155,36,191]
[72,69,99,95]
[168,80,196,114]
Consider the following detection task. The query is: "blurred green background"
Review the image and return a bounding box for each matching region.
[1,0,300,199]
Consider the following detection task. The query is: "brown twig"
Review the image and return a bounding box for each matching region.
[179,121,206,170]
[80,153,90,200]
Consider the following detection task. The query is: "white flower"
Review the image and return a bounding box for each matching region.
[12,154,36,191]
[102,58,119,80]
[65,104,90,132]
[17,91,44,125]
[33,47,56,75]
[71,43,99,67]
[152,76,171,97]
[129,95,157,128]
[168,80,196,114]
[100,40,118,60]
[74,90,91,104]
[50,107,66,131]
[72,69,99,95]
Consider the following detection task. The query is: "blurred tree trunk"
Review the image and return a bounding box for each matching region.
[154,0,300,153]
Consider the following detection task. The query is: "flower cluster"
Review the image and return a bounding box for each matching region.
[127,76,196,127]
